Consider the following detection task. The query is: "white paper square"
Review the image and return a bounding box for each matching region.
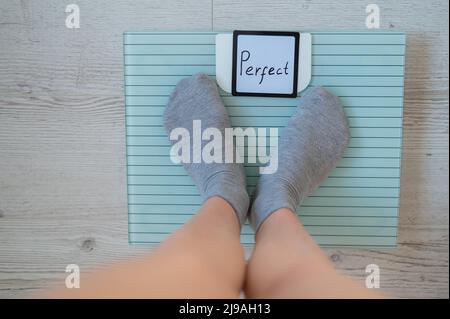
[235,34,297,95]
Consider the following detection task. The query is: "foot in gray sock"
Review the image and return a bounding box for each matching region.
[250,86,350,232]
[163,73,250,226]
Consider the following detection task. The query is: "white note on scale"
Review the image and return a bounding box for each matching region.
[234,33,297,96]
[216,32,312,97]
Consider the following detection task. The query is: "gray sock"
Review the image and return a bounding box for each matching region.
[250,86,350,232]
[163,73,249,226]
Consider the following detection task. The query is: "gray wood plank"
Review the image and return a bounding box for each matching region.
[0,0,448,298]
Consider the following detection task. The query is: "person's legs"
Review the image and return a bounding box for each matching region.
[244,208,384,298]
[44,73,250,298]
[44,196,245,298]
[245,87,384,298]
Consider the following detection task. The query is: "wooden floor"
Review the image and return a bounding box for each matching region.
[0,0,448,298]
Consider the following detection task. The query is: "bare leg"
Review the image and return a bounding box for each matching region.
[244,209,385,298]
[43,197,245,298]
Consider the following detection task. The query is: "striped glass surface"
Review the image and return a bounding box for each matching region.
[124,32,405,248]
